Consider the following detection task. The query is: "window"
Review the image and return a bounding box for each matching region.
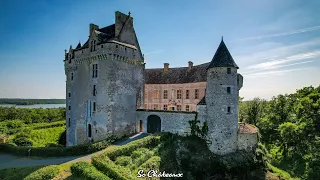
[227,106,231,113]
[93,40,96,51]
[171,107,175,111]
[90,41,93,52]
[177,105,182,111]
[163,90,168,99]
[92,64,98,78]
[101,45,103,48]
[153,90,159,99]
[227,87,231,94]
[227,68,231,74]
[93,102,96,112]
[163,104,168,110]
[186,90,189,99]
[68,93,71,98]
[93,85,97,96]
[195,89,199,99]
[69,58,71,64]
[68,118,71,127]
[88,124,92,138]
[68,106,71,110]
[71,73,74,81]
[177,90,182,99]
[153,104,158,110]
[186,105,190,111]
[116,45,118,48]
[144,104,147,109]
[125,47,127,51]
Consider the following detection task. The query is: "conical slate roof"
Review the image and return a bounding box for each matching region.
[207,38,239,69]
[76,42,82,49]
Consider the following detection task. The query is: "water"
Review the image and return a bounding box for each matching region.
[0,104,66,109]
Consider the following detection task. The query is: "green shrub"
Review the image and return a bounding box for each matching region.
[24,165,60,180]
[71,161,111,180]
[115,156,133,167]
[92,155,132,180]
[0,136,113,157]
[107,135,160,160]
[13,137,33,147]
[131,148,153,166]
[136,156,161,174]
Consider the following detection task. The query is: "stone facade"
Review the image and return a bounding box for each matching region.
[136,110,196,135]
[64,11,144,146]
[64,11,257,155]
[144,82,206,111]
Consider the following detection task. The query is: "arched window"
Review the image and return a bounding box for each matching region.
[88,124,92,138]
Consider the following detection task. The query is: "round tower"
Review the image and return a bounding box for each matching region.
[205,38,241,155]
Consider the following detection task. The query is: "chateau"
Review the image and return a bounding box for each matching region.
[64,11,257,155]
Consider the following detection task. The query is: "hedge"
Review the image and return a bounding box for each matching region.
[24,165,60,180]
[92,155,134,180]
[91,135,162,180]
[106,135,160,161]
[71,161,111,180]
[0,136,115,157]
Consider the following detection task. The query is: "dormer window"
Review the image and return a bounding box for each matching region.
[227,68,231,74]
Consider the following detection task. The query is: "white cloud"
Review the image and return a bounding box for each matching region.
[244,67,312,78]
[237,25,320,41]
[246,51,320,70]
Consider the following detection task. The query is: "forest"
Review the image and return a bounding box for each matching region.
[239,85,320,179]
[0,99,66,105]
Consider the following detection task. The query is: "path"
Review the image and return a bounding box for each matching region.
[0,132,148,170]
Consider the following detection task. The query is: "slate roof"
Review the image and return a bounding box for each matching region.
[207,39,239,69]
[145,62,209,84]
[76,24,116,50]
[75,42,82,49]
[197,96,206,105]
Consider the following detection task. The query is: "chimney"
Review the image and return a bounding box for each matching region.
[89,23,99,36]
[164,63,169,72]
[188,61,193,70]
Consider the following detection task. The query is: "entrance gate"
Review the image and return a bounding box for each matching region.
[147,115,161,133]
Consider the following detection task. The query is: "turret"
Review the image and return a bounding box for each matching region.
[205,37,242,155]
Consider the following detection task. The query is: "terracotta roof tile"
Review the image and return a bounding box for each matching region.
[238,123,258,134]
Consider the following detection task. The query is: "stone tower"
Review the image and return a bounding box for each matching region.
[64,11,145,146]
[205,38,243,155]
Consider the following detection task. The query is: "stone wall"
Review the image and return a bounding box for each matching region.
[237,133,258,151]
[136,110,196,135]
[205,67,240,155]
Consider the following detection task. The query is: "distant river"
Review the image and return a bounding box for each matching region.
[0,104,66,109]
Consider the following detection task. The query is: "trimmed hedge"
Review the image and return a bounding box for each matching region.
[0,136,115,157]
[107,135,160,161]
[92,155,134,180]
[91,135,162,180]
[24,165,60,180]
[71,161,111,180]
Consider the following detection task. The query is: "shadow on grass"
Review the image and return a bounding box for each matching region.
[0,166,44,180]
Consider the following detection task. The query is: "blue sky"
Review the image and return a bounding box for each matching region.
[0,0,319,100]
